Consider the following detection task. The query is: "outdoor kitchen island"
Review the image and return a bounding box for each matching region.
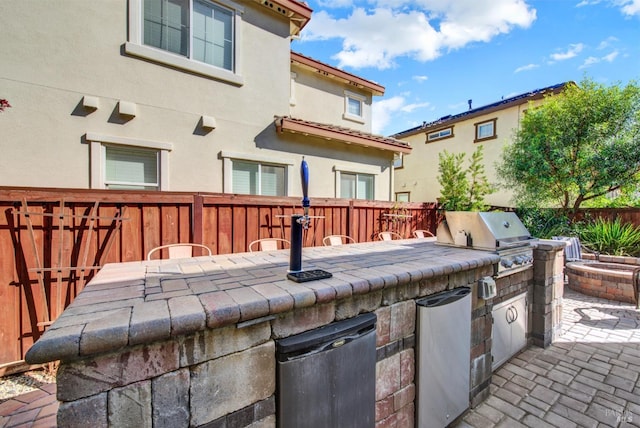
[25,238,565,427]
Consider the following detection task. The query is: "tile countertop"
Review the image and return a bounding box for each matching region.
[25,239,499,364]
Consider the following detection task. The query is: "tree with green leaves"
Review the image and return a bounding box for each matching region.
[498,77,640,218]
[437,145,494,211]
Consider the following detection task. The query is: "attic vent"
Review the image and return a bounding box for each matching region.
[263,0,288,15]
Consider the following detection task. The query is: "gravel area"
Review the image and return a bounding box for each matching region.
[0,370,56,404]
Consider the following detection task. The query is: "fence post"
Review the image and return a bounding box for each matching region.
[193,195,204,245]
[347,199,354,239]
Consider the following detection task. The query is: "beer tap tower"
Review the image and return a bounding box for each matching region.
[287,158,332,283]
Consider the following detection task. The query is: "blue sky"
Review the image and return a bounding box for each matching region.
[291,0,640,136]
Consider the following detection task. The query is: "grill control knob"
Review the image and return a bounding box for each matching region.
[501,259,513,268]
[514,256,524,265]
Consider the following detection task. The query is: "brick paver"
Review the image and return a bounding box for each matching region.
[457,289,640,428]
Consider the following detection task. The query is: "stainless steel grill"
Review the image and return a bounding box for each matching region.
[436,212,537,276]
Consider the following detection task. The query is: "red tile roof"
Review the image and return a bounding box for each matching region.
[275,116,412,153]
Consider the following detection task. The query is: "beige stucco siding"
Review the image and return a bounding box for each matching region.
[290,66,373,133]
[274,132,394,200]
[0,0,292,192]
[395,105,527,207]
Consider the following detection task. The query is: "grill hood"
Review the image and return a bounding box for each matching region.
[436,211,533,251]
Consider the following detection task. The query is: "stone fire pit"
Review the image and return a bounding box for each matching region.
[566,255,640,307]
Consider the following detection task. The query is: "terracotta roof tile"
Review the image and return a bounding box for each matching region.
[275,116,411,154]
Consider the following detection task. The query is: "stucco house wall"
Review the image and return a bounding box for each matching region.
[1,1,294,192]
[1,1,407,201]
[393,84,567,207]
[290,62,374,133]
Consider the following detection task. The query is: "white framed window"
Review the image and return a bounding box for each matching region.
[126,0,244,85]
[340,172,374,200]
[393,152,403,169]
[343,91,366,123]
[334,164,378,200]
[232,161,285,196]
[105,146,159,190]
[87,133,172,190]
[395,192,410,202]
[221,151,294,196]
[474,118,497,142]
[427,127,453,142]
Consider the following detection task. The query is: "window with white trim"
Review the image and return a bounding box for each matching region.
[395,192,410,202]
[232,160,285,196]
[393,153,403,169]
[126,0,244,84]
[144,0,233,70]
[105,146,159,190]
[343,91,365,123]
[474,118,497,142]
[340,172,374,200]
[87,133,172,190]
[426,127,453,142]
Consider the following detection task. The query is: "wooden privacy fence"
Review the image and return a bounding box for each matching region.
[0,187,439,371]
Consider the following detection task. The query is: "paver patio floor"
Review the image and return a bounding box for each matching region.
[456,289,640,428]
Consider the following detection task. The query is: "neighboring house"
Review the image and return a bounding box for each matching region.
[391,83,567,207]
[0,0,409,201]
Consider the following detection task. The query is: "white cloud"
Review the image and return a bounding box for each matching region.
[577,0,640,16]
[514,63,539,73]
[576,0,601,7]
[300,0,537,69]
[602,50,620,61]
[372,96,430,134]
[597,36,619,49]
[373,96,405,134]
[316,0,354,8]
[580,56,600,68]
[578,50,619,68]
[549,43,585,62]
[618,0,640,15]
[401,101,431,113]
[413,75,429,82]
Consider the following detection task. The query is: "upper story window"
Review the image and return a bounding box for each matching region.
[144,0,233,70]
[393,153,403,169]
[474,118,497,142]
[426,127,453,143]
[126,0,244,85]
[344,91,366,123]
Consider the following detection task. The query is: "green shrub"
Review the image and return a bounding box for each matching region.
[577,217,640,256]
[515,208,573,239]
[437,145,494,211]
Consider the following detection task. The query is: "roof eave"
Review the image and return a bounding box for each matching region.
[276,117,411,154]
[253,0,312,36]
[393,83,569,139]
[291,52,385,96]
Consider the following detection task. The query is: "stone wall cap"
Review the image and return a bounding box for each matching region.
[535,239,567,251]
[25,240,500,364]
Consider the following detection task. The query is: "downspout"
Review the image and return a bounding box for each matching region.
[389,157,395,201]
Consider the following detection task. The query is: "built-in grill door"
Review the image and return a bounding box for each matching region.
[276,313,376,428]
